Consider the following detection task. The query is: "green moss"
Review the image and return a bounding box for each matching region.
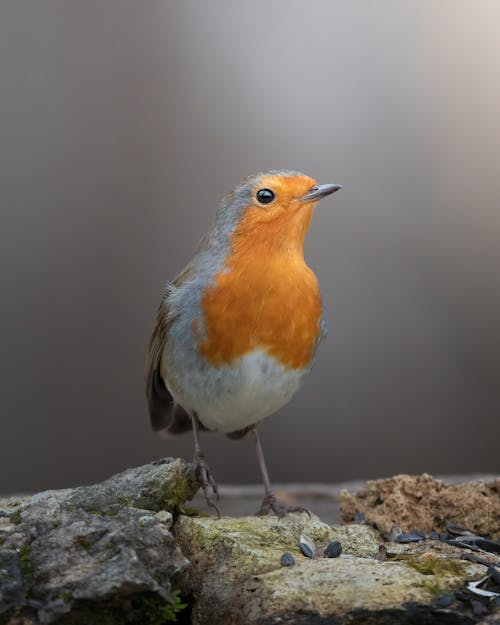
[131,591,188,624]
[53,592,189,625]
[161,466,200,515]
[389,554,466,596]
[76,536,93,551]
[58,592,73,603]
[10,509,22,525]
[422,578,444,596]
[403,555,465,577]
[19,544,34,592]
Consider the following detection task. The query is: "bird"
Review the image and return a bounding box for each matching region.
[146,170,341,515]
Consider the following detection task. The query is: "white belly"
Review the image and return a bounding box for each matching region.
[165,349,306,433]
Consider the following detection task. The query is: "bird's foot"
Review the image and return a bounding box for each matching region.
[256,491,311,518]
[192,451,220,517]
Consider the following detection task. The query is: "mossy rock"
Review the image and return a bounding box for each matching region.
[175,514,488,625]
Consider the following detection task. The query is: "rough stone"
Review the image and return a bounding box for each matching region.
[175,513,491,625]
[340,474,500,540]
[2,466,499,625]
[0,458,198,623]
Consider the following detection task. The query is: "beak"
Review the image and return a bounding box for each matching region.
[301,183,342,203]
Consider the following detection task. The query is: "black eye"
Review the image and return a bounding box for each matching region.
[256,188,275,204]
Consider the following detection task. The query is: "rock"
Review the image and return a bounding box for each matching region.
[0,458,199,624]
[241,557,482,625]
[175,513,488,625]
[2,466,499,624]
[340,474,500,540]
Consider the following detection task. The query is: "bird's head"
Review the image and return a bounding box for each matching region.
[216,170,341,255]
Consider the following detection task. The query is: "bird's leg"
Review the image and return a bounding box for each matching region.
[191,413,220,517]
[252,426,309,517]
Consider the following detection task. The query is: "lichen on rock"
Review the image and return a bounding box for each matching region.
[0,458,198,624]
[1,465,499,625]
[174,512,491,625]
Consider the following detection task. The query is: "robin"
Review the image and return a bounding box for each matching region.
[146,170,341,515]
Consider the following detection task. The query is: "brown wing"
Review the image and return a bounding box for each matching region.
[146,230,217,434]
[145,265,195,434]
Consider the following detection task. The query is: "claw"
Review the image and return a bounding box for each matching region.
[256,491,310,518]
[192,451,220,517]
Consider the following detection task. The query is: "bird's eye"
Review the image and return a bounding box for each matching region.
[256,188,275,204]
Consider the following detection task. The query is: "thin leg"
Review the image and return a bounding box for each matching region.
[252,426,309,517]
[191,413,220,517]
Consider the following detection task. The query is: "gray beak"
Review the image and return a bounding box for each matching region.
[301,183,342,202]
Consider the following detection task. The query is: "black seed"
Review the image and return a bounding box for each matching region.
[446,523,474,536]
[298,534,316,558]
[324,541,342,558]
[436,594,453,608]
[280,552,295,567]
[395,531,425,544]
[475,537,500,553]
[299,542,314,558]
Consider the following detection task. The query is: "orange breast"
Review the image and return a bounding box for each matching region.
[197,206,323,370]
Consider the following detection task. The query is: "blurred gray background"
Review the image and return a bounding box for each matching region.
[1,1,499,495]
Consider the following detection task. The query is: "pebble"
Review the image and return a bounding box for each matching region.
[428,531,440,540]
[436,594,453,608]
[324,541,342,558]
[280,552,295,567]
[354,512,366,523]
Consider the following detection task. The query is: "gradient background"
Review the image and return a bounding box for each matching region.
[1,1,499,495]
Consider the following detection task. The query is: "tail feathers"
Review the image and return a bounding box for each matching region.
[148,368,191,434]
[148,368,211,436]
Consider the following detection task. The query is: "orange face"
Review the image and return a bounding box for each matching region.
[197,174,324,370]
[230,173,320,258]
[248,173,318,215]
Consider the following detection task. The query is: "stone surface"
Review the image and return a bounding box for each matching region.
[340,474,500,540]
[1,466,499,624]
[0,458,199,624]
[175,513,494,625]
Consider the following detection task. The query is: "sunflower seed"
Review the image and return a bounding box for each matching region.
[298,534,316,558]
